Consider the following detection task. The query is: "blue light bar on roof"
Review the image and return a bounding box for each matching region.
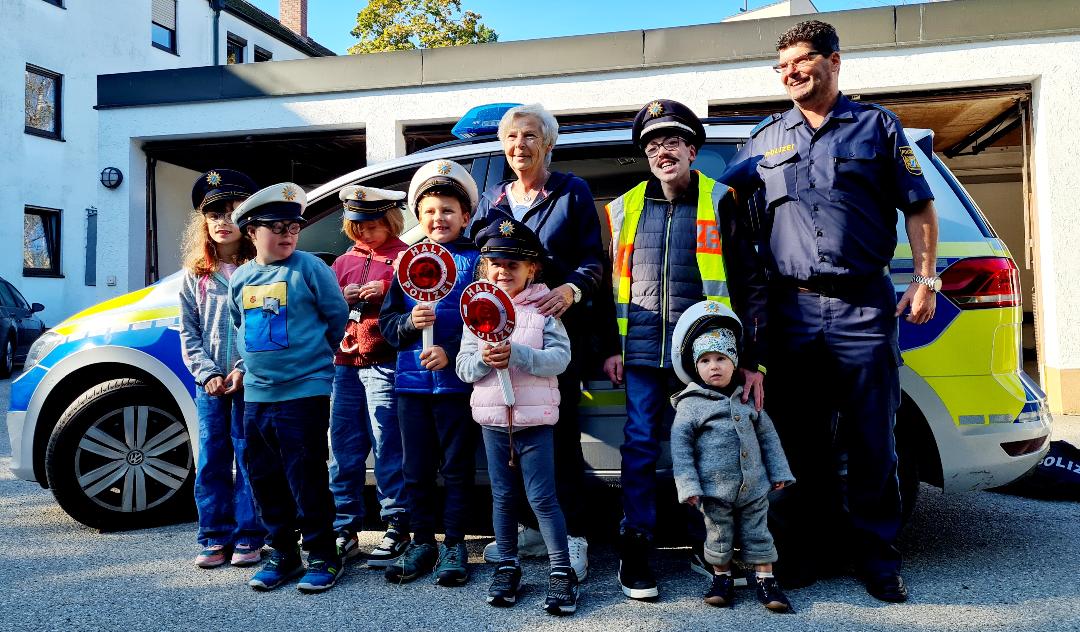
[451,103,523,139]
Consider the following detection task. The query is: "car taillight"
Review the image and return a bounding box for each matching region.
[939,257,1020,309]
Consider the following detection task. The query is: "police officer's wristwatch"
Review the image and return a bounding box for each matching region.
[911,274,942,292]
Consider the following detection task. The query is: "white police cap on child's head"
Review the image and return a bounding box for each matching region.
[406,159,479,217]
[339,185,405,222]
[671,300,743,386]
[232,182,308,229]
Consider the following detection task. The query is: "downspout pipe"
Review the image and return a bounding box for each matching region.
[209,0,227,65]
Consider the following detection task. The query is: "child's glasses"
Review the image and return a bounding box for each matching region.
[257,220,302,235]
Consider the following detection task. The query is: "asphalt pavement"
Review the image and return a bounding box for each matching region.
[2,372,1079,632]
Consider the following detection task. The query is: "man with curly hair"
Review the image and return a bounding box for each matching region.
[722,19,940,603]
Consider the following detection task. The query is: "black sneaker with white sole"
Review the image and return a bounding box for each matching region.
[544,566,580,615]
[366,527,411,568]
[617,531,658,600]
[689,545,748,587]
[487,562,522,607]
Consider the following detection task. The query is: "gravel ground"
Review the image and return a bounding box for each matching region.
[2,372,1079,632]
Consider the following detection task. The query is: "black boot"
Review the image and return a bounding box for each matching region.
[618,531,658,600]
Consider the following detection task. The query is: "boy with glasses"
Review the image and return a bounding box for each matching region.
[228,182,350,593]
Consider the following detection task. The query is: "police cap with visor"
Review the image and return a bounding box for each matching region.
[631,99,706,151]
[191,169,257,212]
[339,185,405,222]
[407,159,479,217]
[231,182,308,230]
[474,217,544,262]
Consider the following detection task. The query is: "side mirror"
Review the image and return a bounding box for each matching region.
[31,302,44,313]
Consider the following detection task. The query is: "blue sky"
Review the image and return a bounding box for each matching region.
[249,0,923,55]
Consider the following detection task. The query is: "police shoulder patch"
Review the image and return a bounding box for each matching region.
[899,146,922,176]
[749,113,782,138]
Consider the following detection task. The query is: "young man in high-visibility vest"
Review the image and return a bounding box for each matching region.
[601,99,768,601]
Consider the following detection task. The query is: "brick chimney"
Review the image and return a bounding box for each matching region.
[279,0,307,38]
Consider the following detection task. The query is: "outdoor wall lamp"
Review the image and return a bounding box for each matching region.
[100,167,123,189]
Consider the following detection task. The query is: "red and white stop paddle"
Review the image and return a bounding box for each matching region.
[460,280,519,465]
[397,242,458,352]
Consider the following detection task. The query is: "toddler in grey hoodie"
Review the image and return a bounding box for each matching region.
[670,300,794,613]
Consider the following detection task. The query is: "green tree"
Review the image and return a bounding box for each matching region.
[348,0,497,54]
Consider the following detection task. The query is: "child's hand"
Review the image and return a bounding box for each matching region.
[420,345,448,370]
[203,376,225,396]
[357,280,385,303]
[223,369,244,394]
[772,482,787,490]
[343,283,362,302]
[410,303,436,329]
[482,343,511,369]
[686,496,700,507]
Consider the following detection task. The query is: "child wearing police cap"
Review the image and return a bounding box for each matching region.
[179,169,264,569]
[669,301,793,613]
[378,159,481,586]
[455,217,578,615]
[227,182,350,593]
[328,186,411,566]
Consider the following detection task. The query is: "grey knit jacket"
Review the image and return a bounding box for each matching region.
[179,270,244,386]
[670,382,794,506]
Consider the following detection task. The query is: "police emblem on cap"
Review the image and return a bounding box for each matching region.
[436,161,453,175]
[206,171,222,186]
[646,101,664,118]
[357,189,366,200]
[499,220,515,237]
[282,186,297,201]
[704,301,723,314]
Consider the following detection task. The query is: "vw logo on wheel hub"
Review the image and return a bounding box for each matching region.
[126,450,145,466]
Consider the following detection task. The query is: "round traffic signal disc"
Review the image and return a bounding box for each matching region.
[460,281,516,343]
[397,242,458,303]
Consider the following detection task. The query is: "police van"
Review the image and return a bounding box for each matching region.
[5,117,1052,529]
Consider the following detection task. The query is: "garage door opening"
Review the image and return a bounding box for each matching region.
[142,129,366,284]
[710,84,1043,385]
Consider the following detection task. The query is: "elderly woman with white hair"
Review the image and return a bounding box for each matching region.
[469,103,605,583]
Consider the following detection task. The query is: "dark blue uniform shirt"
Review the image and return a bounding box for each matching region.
[724,94,934,281]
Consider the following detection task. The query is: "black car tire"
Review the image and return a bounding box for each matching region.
[46,378,195,530]
[0,334,14,378]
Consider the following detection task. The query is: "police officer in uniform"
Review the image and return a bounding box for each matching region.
[723,20,940,602]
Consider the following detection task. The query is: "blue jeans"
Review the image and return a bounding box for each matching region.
[329,365,372,533]
[359,363,408,524]
[194,390,264,548]
[620,365,704,541]
[244,396,336,557]
[484,425,569,568]
[398,393,476,544]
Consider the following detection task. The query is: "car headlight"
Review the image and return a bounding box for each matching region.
[23,331,63,371]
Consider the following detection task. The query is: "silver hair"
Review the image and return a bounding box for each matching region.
[497,104,560,167]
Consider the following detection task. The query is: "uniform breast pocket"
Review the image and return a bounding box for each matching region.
[829,141,882,201]
[757,153,799,209]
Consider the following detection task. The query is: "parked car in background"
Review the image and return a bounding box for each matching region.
[5,117,1052,530]
[0,276,46,378]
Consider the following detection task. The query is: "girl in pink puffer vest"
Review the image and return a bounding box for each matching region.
[455,217,579,614]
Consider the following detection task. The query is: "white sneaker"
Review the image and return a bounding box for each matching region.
[567,536,589,581]
[483,525,549,563]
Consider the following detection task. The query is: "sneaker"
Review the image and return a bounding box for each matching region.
[689,545,748,587]
[483,525,547,563]
[195,544,229,569]
[248,547,304,591]
[230,543,263,567]
[435,541,470,586]
[705,572,736,607]
[367,527,411,568]
[567,536,589,582]
[755,575,793,612]
[486,562,522,607]
[336,530,361,561]
[617,531,658,600]
[297,555,344,593]
[544,566,580,615]
[384,541,438,584]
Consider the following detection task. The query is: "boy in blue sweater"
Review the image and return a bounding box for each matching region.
[228,183,349,593]
[379,160,481,586]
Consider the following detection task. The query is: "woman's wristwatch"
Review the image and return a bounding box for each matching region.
[911,274,942,292]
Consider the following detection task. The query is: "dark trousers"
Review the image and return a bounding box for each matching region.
[397,393,476,544]
[243,396,336,558]
[767,276,903,576]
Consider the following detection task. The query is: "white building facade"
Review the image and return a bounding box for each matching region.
[1,0,331,327]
